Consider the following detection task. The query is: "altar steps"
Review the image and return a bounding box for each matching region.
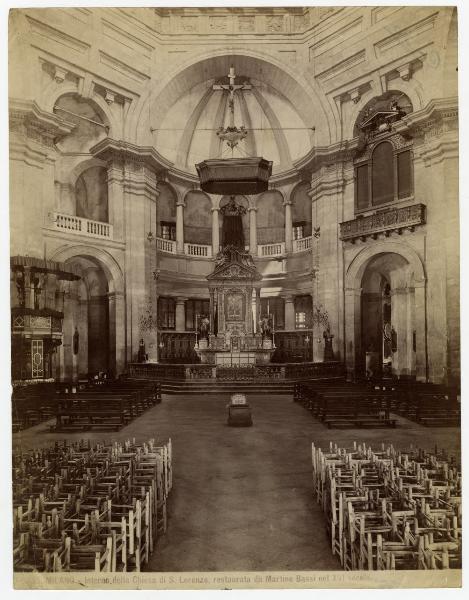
[159,379,294,395]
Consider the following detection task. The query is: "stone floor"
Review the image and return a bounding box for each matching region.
[12,393,461,572]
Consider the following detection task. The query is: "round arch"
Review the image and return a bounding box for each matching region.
[52,92,117,141]
[346,86,422,140]
[130,49,332,149]
[49,244,124,295]
[68,157,108,186]
[345,241,426,290]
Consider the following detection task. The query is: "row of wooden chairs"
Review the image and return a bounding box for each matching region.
[13,437,172,572]
[312,441,461,570]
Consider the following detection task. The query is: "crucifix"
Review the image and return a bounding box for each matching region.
[213,66,252,150]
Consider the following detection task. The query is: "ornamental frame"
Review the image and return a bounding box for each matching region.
[354,132,414,215]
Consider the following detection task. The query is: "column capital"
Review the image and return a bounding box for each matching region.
[283,199,293,207]
[175,296,188,304]
[176,200,186,208]
[248,206,258,213]
[281,294,295,303]
[211,207,220,213]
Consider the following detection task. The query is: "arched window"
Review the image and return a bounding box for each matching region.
[372,142,394,206]
[353,91,413,212]
[75,166,108,222]
[184,191,212,245]
[291,182,312,240]
[355,142,413,211]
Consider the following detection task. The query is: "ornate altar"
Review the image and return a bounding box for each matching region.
[195,245,275,365]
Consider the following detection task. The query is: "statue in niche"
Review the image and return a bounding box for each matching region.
[73,327,79,355]
[137,338,148,363]
[259,315,273,340]
[220,196,246,249]
[323,327,335,362]
[198,315,210,341]
[15,271,25,307]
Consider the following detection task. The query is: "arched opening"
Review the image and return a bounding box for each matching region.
[184,190,212,245]
[61,256,111,380]
[75,166,109,222]
[291,182,312,239]
[219,195,249,249]
[257,190,285,244]
[157,183,177,241]
[357,253,417,379]
[54,94,109,153]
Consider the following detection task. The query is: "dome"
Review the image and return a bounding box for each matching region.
[150,55,318,176]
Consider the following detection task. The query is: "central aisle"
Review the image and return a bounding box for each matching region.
[146,393,340,572]
[12,391,460,572]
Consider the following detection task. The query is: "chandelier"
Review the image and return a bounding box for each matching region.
[195,66,272,195]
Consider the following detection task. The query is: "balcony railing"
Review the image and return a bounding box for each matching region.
[258,242,285,257]
[156,237,177,254]
[339,203,426,242]
[184,243,212,258]
[52,212,113,240]
[293,236,312,253]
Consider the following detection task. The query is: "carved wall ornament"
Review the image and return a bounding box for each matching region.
[209,17,227,31]
[238,16,255,32]
[339,203,426,242]
[53,66,68,84]
[266,15,284,32]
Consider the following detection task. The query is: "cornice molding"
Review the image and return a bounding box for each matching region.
[90,138,173,172]
[9,99,76,147]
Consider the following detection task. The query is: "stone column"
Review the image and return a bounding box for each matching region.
[209,288,215,335]
[63,286,80,381]
[284,294,295,330]
[248,207,258,256]
[176,200,185,254]
[77,297,88,378]
[284,199,293,253]
[344,287,362,380]
[211,208,220,255]
[175,297,187,332]
[391,287,410,379]
[414,279,427,382]
[108,291,126,376]
[107,159,125,240]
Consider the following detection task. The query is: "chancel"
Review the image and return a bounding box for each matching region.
[8,6,461,580]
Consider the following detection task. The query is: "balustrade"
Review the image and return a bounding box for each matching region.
[156,237,177,254]
[293,236,312,252]
[129,361,344,380]
[184,243,212,257]
[52,212,113,240]
[258,242,285,257]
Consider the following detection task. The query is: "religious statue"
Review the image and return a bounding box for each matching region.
[73,327,79,355]
[198,315,210,341]
[259,315,273,340]
[137,338,148,363]
[220,197,246,249]
[15,271,25,307]
[323,327,335,362]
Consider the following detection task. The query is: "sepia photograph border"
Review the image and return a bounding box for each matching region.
[1,0,467,596]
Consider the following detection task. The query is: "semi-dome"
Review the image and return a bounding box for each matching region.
[151,55,317,175]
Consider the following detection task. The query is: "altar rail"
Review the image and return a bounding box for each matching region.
[128,361,344,381]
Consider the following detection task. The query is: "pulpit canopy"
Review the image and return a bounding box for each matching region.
[195,157,273,195]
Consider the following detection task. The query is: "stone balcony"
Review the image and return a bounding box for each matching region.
[339,203,426,243]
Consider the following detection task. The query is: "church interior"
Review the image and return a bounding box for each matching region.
[8,6,461,579]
